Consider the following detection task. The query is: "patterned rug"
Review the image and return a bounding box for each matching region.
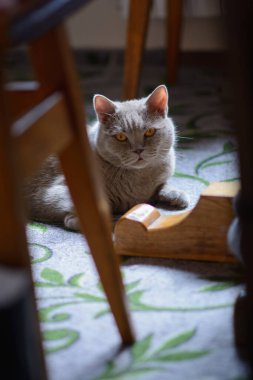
[12,51,250,380]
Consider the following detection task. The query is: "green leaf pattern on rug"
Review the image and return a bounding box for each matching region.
[154,329,196,352]
[29,243,53,264]
[35,268,86,288]
[94,278,235,318]
[68,273,86,288]
[39,301,84,323]
[37,268,238,325]
[29,222,48,232]
[173,171,210,186]
[94,328,209,380]
[131,334,153,360]
[199,282,239,292]
[195,141,237,176]
[43,328,79,353]
[41,268,64,284]
[197,274,242,293]
[33,261,242,355]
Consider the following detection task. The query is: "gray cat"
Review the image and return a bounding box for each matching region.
[24,85,189,230]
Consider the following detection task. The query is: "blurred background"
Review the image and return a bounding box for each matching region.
[6,0,227,107]
[67,0,225,51]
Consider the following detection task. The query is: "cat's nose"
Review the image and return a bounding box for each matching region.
[134,149,144,155]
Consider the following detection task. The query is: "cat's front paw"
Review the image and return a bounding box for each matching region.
[64,213,80,231]
[157,189,189,210]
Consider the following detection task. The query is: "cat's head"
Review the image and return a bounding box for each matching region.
[93,85,175,169]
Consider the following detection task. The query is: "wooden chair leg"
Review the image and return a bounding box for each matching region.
[59,141,135,344]
[0,76,47,379]
[0,75,30,267]
[166,0,183,84]
[123,0,152,99]
[29,25,135,345]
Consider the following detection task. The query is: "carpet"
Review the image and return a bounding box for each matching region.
[16,51,250,380]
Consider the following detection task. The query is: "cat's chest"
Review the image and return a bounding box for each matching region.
[101,161,168,212]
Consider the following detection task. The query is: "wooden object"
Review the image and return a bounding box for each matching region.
[0,6,134,377]
[166,0,183,84]
[13,93,73,178]
[122,0,152,99]
[114,182,239,263]
[29,26,134,344]
[123,0,183,99]
[0,73,47,379]
[5,81,56,121]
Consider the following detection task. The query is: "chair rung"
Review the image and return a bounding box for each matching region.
[12,92,73,178]
[9,0,92,46]
[5,81,52,121]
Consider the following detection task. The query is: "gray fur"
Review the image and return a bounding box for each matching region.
[25,85,188,230]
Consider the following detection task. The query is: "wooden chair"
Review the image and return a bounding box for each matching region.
[123,0,183,99]
[0,1,134,378]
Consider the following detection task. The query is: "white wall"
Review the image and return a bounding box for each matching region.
[66,0,226,51]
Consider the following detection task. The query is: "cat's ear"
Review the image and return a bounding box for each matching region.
[146,85,168,116]
[93,95,116,124]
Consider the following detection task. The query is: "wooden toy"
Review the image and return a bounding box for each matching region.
[114,182,240,263]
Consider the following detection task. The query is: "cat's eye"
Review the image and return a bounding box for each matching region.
[144,128,156,137]
[115,132,127,142]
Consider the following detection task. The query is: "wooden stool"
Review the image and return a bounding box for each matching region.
[123,0,183,99]
[0,2,134,378]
